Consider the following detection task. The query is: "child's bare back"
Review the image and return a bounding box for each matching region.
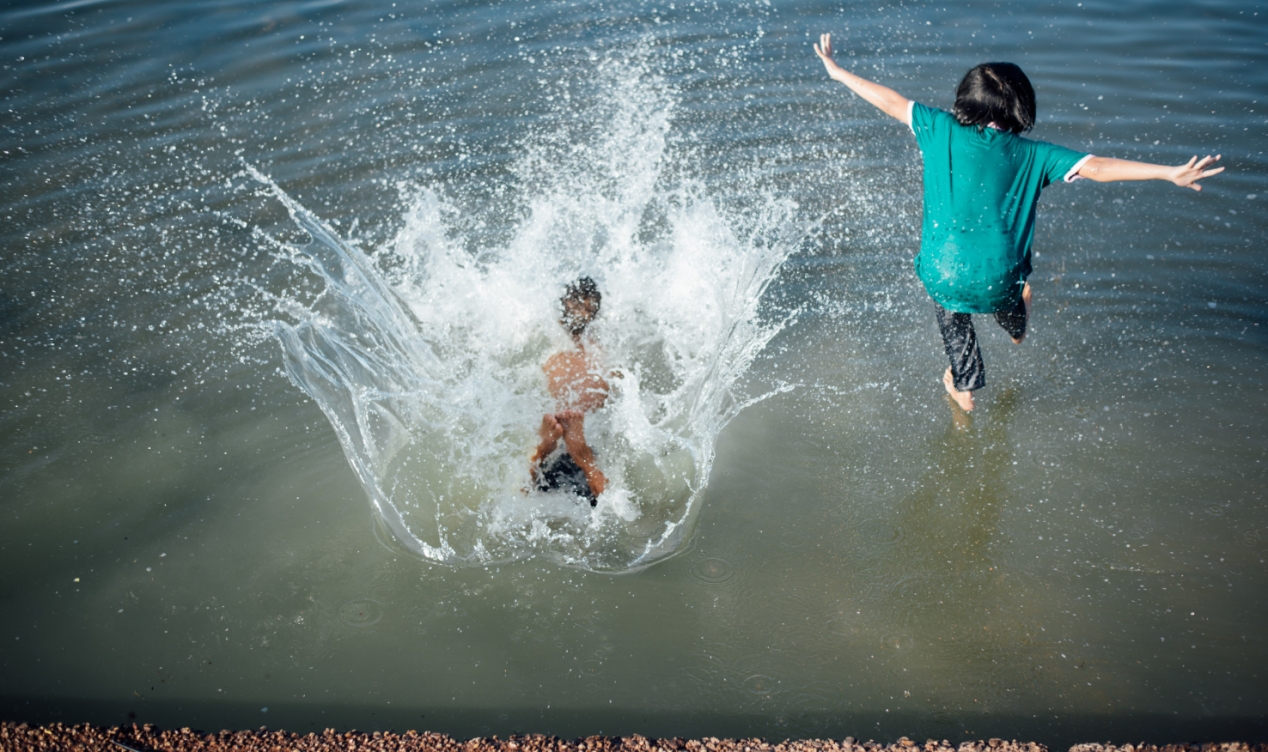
[544,349,609,414]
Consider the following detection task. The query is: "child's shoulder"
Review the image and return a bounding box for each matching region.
[909,101,958,131]
[911,101,948,115]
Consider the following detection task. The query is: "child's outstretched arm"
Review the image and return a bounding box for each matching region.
[1076,154,1224,191]
[814,33,911,125]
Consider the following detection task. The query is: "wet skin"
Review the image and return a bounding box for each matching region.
[529,295,610,496]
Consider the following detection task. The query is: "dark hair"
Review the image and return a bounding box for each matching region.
[560,276,601,335]
[564,276,600,304]
[952,62,1036,134]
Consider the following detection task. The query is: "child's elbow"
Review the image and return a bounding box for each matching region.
[1078,157,1113,182]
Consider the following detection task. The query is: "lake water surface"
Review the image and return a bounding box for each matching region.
[2,0,1266,747]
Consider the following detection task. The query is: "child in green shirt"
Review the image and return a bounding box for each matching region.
[814,33,1223,412]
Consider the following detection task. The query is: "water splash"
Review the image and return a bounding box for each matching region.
[253,57,804,572]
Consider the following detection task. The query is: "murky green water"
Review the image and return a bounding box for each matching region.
[2,0,1265,746]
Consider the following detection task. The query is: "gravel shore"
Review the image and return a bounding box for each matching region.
[1,724,1263,752]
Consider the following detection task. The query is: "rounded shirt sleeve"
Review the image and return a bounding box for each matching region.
[1031,139,1093,186]
[909,101,951,146]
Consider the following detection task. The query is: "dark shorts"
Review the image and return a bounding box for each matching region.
[534,452,597,507]
[934,293,1027,393]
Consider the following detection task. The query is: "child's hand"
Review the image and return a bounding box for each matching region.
[814,33,842,73]
[1169,154,1224,191]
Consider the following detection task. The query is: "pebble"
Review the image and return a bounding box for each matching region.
[0,724,1262,752]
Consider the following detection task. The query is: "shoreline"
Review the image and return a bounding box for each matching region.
[1,724,1262,752]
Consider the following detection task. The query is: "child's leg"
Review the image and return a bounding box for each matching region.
[934,301,984,411]
[995,281,1031,344]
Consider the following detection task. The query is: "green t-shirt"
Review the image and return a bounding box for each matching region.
[910,101,1090,313]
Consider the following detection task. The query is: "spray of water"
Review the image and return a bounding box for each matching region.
[251,57,804,572]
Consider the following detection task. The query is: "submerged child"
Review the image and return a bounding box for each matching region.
[814,33,1223,411]
[529,277,610,506]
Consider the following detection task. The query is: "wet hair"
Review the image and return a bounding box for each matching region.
[560,276,601,336]
[952,62,1036,134]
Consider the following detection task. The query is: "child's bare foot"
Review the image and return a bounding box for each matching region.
[943,367,975,412]
[1012,282,1033,344]
[538,413,564,445]
[556,410,586,453]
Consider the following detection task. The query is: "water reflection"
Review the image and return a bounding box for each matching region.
[899,389,1020,576]
[879,390,1024,709]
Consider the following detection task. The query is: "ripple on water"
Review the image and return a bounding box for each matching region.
[879,632,914,651]
[690,557,736,585]
[891,575,924,603]
[1125,517,1154,540]
[728,653,785,699]
[780,530,810,548]
[580,660,603,676]
[856,518,903,546]
[769,588,820,618]
[337,597,384,628]
[780,682,835,735]
[1205,503,1226,517]
[742,673,778,695]
[826,605,862,639]
[678,655,728,696]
